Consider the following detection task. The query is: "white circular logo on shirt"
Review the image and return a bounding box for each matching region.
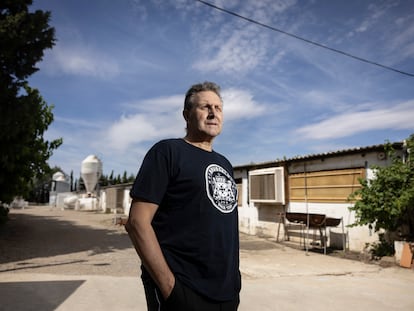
[205,164,238,213]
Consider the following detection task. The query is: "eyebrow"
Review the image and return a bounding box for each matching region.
[197,101,222,106]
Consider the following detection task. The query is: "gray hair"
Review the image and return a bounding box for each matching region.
[184,81,222,111]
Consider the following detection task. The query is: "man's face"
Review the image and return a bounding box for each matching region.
[185,91,223,140]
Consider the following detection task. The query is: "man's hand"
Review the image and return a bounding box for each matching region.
[126,199,175,299]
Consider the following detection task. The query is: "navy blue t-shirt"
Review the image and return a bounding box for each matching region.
[130,138,241,301]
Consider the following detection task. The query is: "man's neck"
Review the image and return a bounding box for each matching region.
[183,135,214,152]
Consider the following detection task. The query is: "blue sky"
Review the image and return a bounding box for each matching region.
[29,0,414,178]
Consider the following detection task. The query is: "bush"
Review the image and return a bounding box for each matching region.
[349,134,414,238]
[0,205,9,224]
[370,235,395,258]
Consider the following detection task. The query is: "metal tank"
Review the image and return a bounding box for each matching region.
[52,171,66,182]
[80,155,102,194]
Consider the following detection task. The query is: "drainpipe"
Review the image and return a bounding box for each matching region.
[304,162,310,255]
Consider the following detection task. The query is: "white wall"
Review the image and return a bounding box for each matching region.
[287,202,378,251]
[99,186,132,216]
[235,170,257,235]
[123,189,132,216]
[234,148,398,252]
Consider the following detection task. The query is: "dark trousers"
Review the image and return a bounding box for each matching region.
[142,274,239,311]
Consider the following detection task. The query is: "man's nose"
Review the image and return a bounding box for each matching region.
[207,107,215,118]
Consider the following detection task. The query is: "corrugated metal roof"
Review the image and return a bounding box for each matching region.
[234,141,403,170]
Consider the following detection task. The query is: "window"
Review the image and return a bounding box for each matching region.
[249,167,285,204]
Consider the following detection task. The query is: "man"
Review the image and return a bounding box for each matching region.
[126,81,241,310]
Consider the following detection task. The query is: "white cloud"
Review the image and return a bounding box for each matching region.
[53,115,104,129]
[301,90,346,111]
[222,88,267,120]
[104,112,184,151]
[102,88,267,152]
[193,26,268,74]
[41,44,120,78]
[102,94,185,151]
[44,116,108,175]
[355,2,394,33]
[192,0,297,75]
[240,0,297,24]
[123,95,183,113]
[35,0,413,179]
[130,0,148,21]
[390,22,414,59]
[106,115,161,150]
[295,100,414,140]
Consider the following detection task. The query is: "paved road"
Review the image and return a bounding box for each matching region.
[1,206,413,310]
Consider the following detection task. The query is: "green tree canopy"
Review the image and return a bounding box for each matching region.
[349,134,414,239]
[0,0,62,203]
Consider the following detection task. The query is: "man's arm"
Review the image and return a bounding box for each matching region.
[125,198,175,299]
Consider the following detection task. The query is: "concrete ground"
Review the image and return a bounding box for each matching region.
[1,206,413,311]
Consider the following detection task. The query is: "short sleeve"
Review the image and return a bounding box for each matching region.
[130,142,171,205]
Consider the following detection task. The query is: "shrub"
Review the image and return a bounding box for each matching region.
[0,205,9,224]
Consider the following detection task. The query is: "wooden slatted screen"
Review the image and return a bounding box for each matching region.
[289,168,365,203]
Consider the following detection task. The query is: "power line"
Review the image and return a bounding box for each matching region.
[196,0,414,77]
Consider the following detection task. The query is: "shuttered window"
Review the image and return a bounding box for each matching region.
[249,167,285,204]
[250,174,275,201]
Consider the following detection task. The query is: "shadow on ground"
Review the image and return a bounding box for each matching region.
[0,212,131,265]
[0,280,85,311]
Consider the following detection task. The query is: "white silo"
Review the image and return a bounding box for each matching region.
[81,155,102,194]
[49,171,71,208]
[52,171,66,182]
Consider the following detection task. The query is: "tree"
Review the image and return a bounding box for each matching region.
[27,165,64,203]
[73,178,79,192]
[70,170,74,191]
[122,170,128,183]
[78,176,85,192]
[349,134,414,240]
[99,173,109,187]
[0,0,62,203]
[128,173,135,183]
[116,174,121,184]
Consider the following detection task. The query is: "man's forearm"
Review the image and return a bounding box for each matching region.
[126,219,175,299]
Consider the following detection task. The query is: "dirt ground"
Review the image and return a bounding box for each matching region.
[0,206,139,277]
[2,205,414,311]
[0,205,388,278]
